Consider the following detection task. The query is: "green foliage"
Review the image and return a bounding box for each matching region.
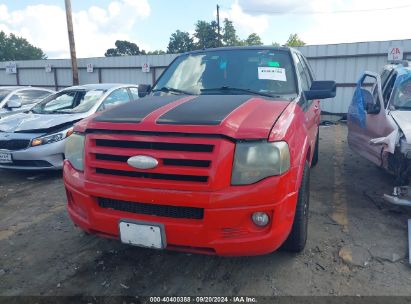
[272,42,281,47]
[147,50,166,55]
[244,33,263,46]
[284,34,306,47]
[0,31,46,61]
[167,30,194,54]
[105,40,146,57]
[166,18,265,52]
[194,20,220,49]
[222,19,239,46]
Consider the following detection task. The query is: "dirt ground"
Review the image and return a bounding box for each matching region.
[0,124,410,296]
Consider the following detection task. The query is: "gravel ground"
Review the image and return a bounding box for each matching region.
[0,124,410,296]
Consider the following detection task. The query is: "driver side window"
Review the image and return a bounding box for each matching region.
[362,75,381,114]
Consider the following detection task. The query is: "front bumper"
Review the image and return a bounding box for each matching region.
[64,161,299,256]
[0,139,66,170]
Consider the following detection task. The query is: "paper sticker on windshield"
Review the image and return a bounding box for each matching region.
[258,67,287,82]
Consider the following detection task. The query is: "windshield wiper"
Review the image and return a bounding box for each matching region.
[200,86,279,98]
[152,86,193,95]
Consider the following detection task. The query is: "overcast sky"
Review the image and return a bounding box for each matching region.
[0,0,410,59]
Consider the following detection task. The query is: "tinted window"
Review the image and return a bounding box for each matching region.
[293,53,310,91]
[154,49,297,97]
[298,53,314,83]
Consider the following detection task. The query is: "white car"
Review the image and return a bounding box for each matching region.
[0,86,54,119]
[0,83,139,170]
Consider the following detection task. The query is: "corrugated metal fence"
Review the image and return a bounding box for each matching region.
[1,39,411,114]
[0,54,178,91]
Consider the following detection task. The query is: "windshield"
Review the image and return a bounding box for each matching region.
[31,89,105,114]
[391,75,411,109]
[0,89,12,103]
[153,49,297,97]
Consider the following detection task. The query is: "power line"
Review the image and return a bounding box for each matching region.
[221,4,411,15]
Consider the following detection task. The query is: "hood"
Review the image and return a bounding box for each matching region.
[0,112,87,133]
[391,111,411,142]
[86,95,291,139]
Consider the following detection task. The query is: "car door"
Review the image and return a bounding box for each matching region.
[98,88,132,111]
[293,52,319,153]
[347,72,396,166]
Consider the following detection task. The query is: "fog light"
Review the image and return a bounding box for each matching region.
[252,212,270,227]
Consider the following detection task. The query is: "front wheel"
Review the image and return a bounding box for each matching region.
[281,162,310,252]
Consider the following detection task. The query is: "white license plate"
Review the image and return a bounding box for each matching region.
[119,221,165,249]
[0,152,12,163]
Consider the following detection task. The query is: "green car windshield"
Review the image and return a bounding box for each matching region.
[153,49,297,98]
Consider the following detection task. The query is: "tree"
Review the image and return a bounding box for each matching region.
[147,50,166,55]
[105,40,145,57]
[0,31,46,61]
[194,20,219,49]
[222,19,239,46]
[272,42,281,47]
[284,34,306,47]
[244,33,263,46]
[167,30,194,54]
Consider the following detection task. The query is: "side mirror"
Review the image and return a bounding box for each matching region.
[7,97,22,109]
[304,81,336,100]
[138,84,152,98]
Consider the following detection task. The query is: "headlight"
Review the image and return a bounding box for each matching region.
[231,141,290,185]
[65,133,85,171]
[31,128,74,147]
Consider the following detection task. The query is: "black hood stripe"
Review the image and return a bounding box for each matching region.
[156,95,252,126]
[94,95,184,123]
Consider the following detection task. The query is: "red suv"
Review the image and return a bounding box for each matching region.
[64,47,336,256]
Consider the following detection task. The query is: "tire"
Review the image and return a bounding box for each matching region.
[281,162,310,253]
[311,128,319,167]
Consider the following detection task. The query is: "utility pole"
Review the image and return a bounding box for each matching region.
[217,4,221,47]
[64,0,79,85]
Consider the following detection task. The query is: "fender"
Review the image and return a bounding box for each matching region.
[270,101,313,193]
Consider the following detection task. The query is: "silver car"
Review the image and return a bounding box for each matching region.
[0,83,139,170]
[0,86,54,119]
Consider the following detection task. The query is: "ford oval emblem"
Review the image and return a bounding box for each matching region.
[127,155,158,170]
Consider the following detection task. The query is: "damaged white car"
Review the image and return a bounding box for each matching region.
[348,62,411,206]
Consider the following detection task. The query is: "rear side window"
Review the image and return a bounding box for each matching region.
[100,88,131,111]
[129,87,139,101]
